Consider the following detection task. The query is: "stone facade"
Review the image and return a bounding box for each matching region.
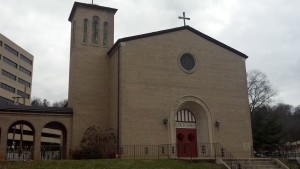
[68,2,253,157]
[0,2,253,160]
[111,29,252,157]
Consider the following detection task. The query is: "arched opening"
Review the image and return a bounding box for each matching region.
[7,121,35,160]
[40,122,67,160]
[103,21,108,46]
[170,96,213,158]
[83,18,88,44]
[92,16,99,45]
[175,109,197,157]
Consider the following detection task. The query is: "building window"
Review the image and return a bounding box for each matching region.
[178,53,197,73]
[72,21,76,47]
[176,109,196,122]
[3,56,18,68]
[0,96,14,105]
[0,41,2,46]
[17,90,30,99]
[20,54,33,65]
[83,18,88,44]
[92,16,100,45]
[1,70,17,81]
[103,22,108,47]
[19,66,31,76]
[18,78,31,88]
[0,83,15,93]
[4,44,18,56]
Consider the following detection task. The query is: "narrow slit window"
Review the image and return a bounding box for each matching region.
[92,16,99,45]
[103,22,108,47]
[83,18,88,44]
[72,21,76,47]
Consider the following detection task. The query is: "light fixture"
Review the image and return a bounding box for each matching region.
[215,120,221,128]
[163,118,168,125]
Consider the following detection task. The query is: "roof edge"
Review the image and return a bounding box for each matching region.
[68,2,118,22]
[108,26,248,59]
[0,104,73,114]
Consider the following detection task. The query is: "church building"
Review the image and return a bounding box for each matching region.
[0,2,252,160]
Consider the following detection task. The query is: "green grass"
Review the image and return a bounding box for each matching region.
[0,159,226,169]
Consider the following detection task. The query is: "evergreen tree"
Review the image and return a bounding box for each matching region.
[251,106,284,146]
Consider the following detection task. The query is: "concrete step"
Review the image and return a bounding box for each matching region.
[243,164,281,169]
[223,159,284,169]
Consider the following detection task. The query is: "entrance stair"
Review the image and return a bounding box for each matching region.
[222,158,288,169]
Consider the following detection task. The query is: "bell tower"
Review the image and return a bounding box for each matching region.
[68,2,117,146]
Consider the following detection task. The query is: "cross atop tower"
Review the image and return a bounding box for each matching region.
[178,12,190,26]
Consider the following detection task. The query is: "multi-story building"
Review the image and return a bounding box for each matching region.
[0,33,33,105]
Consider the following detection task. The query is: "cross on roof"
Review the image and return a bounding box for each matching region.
[178,12,190,26]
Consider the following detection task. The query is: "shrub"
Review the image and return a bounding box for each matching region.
[71,126,116,159]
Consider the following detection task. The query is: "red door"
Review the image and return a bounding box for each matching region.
[176,128,198,157]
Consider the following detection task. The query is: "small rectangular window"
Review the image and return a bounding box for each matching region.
[0,41,2,46]
[103,22,108,47]
[72,21,76,47]
[0,96,14,105]
[92,16,99,45]
[17,90,30,99]
[19,66,31,76]
[20,54,33,65]
[4,44,18,56]
[3,56,18,68]
[83,19,88,44]
[2,70,17,81]
[0,83,15,93]
[18,78,31,87]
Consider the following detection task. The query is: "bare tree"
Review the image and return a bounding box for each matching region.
[31,97,43,106]
[52,99,68,107]
[43,99,50,107]
[294,105,300,116]
[247,70,278,113]
[31,97,50,107]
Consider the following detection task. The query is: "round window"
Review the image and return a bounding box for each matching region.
[179,53,196,72]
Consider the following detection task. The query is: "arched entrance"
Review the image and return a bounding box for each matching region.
[7,121,35,160]
[40,122,67,160]
[176,109,197,157]
[170,96,213,157]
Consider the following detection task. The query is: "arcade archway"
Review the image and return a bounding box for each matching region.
[7,121,35,160]
[40,122,67,160]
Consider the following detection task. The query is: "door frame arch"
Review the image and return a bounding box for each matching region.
[169,96,214,147]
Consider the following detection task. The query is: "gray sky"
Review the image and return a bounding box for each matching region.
[0,0,299,106]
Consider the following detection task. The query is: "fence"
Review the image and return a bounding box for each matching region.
[252,144,300,169]
[70,142,243,168]
[118,143,221,159]
[5,145,62,160]
[6,145,33,160]
[40,145,62,160]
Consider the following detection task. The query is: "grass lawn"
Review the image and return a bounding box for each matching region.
[0,159,226,169]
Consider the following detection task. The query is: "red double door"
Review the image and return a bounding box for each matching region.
[176,128,198,157]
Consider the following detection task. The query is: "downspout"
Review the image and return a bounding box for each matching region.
[117,44,120,156]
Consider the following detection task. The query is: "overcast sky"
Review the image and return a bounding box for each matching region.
[0,0,299,107]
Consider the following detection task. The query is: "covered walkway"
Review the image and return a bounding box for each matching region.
[0,104,72,160]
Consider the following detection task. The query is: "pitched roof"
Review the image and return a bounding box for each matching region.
[0,104,73,114]
[68,2,118,22]
[107,26,248,59]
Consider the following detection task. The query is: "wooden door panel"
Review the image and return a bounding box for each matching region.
[176,128,197,157]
